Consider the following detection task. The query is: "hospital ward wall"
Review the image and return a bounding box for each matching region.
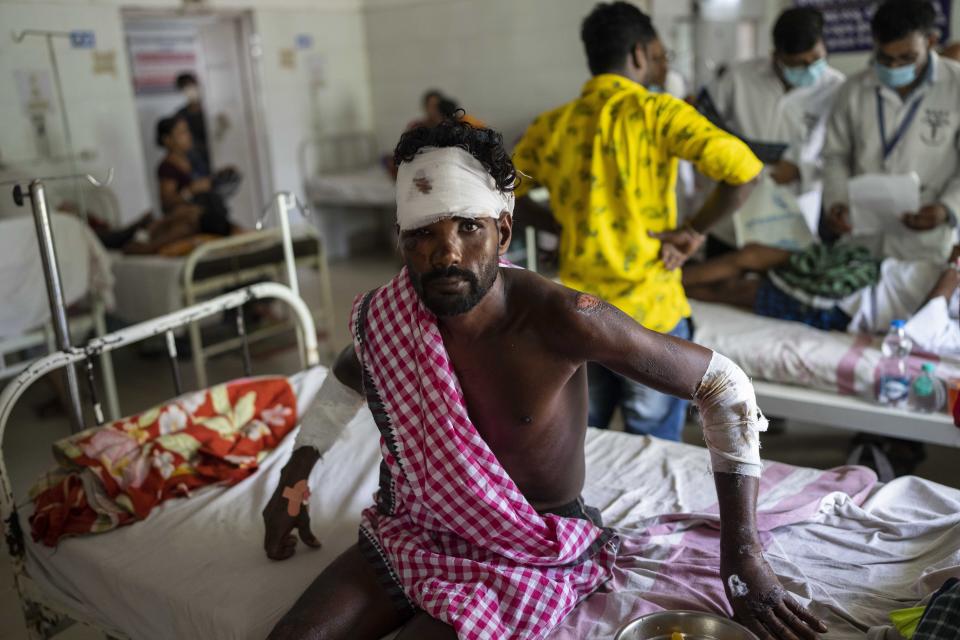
[0,0,374,223]
[253,3,376,207]
[363,0,631,149]
[0,1,154,222]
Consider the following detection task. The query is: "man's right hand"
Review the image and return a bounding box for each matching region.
[823,204,852,236]
[649,227,706,271]
[263,448,322,560]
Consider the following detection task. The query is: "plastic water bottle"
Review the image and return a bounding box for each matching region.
[909,363,946,413]
[877,320,912,408]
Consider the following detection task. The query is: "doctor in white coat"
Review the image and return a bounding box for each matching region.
[706,7,846,247]
[822,0,960,262]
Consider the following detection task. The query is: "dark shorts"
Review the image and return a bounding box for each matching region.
[754,278,852,332]
[357,496,605,622]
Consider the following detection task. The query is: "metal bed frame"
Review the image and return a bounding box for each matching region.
[0,300,119,421]
[298,131,380,178]
[0,185,320,639]
[180,193,335,388]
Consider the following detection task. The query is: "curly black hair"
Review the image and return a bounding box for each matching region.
[393,119,518,194]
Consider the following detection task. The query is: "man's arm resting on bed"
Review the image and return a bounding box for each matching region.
[554,292,826,638]
[263,346,364,560]
[284,346,364,468]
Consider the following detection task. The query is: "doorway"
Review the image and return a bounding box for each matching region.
[123,10,271,228]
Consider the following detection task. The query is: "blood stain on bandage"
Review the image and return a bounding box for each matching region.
[413,170,433,194]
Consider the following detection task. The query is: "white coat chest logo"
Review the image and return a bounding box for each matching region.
[920,108,951,146]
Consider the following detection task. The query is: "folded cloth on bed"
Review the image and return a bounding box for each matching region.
[770,244,879,300]
[30,376,297,547]
[351,269,618,640]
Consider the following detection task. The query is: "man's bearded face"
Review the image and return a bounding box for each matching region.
[401,217,501,317]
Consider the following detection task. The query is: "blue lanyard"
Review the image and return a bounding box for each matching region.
[875,89,924,160]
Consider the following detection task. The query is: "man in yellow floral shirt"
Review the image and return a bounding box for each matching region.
[513,2,762,440]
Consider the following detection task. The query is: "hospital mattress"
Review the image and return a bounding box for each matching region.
[304,165,395,207]
[110,236,319,324]
[21,367,960,639]
[690,300,960,400]
[0,213,113,340]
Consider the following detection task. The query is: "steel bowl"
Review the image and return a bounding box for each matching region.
[614,610,760,640]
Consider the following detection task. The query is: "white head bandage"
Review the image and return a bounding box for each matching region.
[395,146,515,231]
[693,352,769,478]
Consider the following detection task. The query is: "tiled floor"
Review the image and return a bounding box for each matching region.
[1,252,956,638]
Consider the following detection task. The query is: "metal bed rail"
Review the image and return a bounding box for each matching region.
[0,281,319,640]
[4,172,119,431]
[181,192,336,387]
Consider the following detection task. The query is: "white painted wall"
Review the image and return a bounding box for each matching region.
[362,0,623,151]
[254,6,375,199]
[0,0,374,223]
[0,2,153,220]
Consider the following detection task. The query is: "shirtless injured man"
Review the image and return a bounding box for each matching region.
[261,121,827,640]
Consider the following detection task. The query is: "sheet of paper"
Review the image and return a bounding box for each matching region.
[848,173,920,236]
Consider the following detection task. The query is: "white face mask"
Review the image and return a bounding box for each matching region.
[182,85,201,102]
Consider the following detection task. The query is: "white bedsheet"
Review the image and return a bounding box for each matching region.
[0,213,113,340]
[691,300,960,399]
[305,166,395,207]
[21,367,960,639]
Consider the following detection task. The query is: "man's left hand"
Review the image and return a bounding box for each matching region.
[902,204,949,231]
[769,160,800,186]
[722,555,827,640]
[649,227,705,271]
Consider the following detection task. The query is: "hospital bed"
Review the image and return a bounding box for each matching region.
[0,203,120,421]
[299,132,394,208]
[1,248,958,639]
[690,299,960,448]
[299,132,395,258]
[520,222,958,448]
[4,366,960,639]
[110,214,336,389]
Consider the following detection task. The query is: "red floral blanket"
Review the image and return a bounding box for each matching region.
[30,376,297,546]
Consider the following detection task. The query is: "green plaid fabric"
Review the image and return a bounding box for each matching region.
[915,579,960,640]
[771,243,880,300]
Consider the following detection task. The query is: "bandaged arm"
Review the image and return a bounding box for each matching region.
[693,352,768,477]
[293,373,365,456]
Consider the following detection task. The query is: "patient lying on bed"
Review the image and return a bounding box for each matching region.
[260,122,826,640]
[684,243,960,353]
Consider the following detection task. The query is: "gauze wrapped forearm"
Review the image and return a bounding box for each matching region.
[693,352,769,477]
[293,374,365,455]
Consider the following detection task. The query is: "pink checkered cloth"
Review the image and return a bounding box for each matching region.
[351,267,618,640]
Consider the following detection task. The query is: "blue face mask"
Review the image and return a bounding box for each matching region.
[875,61,918,88]
[781,58,827,88]
[646,84,665,93]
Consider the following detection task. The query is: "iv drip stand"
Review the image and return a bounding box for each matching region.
[12,29,89,227]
